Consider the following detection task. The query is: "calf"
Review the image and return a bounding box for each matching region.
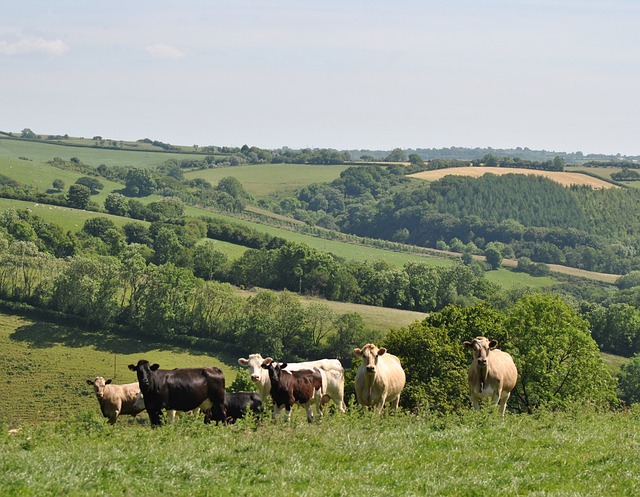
[86,377,145,424]
[128,360,226,427]
[464,336,518,415]
[206,392,263,424]
[260,358,323,422]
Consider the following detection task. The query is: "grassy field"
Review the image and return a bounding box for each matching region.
[184,163,350,199]
[409,166,619,189]
[1,308,638,496]
[0,136,197,169]
[0,312,238,427]
[2,398,640,495]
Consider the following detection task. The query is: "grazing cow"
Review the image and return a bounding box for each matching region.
[86,377,145,424]
[128,360,226,427]
[354,343,406,414]
[463,336,518,415]
[205,392,263,424]
[260,358,323,422]
[238,353,346,413]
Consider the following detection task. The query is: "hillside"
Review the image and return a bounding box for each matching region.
[409,166,619,189]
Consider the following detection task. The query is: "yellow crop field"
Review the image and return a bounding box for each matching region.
[408,166,619,189]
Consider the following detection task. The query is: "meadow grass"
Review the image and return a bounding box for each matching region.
[0,312,237,426]
[184,163,351,198]
[2,407,640,496]
[0,136,198,169]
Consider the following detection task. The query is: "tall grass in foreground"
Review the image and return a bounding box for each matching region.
[2,407,640,496]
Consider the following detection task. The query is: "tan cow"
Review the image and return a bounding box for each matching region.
[354,343,406,414]
[86,377,145,424]
[463,336,518,415]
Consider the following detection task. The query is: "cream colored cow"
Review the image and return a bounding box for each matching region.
[354,343,406,414]
[464,336,518,415]
[86,377,145,424]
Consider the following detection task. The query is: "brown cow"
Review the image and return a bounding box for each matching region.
[464,336,518,415]
[260,358,323,422]
[86,377,145,424]
[354,343,406,414]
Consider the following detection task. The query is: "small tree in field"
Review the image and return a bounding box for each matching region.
[53,179,65,191]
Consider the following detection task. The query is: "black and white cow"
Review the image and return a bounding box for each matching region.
[128,360,226,427]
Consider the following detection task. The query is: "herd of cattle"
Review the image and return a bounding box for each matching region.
[86,337,518,426]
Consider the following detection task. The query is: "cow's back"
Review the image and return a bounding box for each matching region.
[488,349,517,391]
[157,367,225,412]
[107,382,144,415]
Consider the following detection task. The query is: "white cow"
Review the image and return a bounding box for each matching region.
[354,343,406,414]
[464,336,518,415]
[238,353,346,413]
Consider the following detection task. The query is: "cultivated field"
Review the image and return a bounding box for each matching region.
[409,166,619,189]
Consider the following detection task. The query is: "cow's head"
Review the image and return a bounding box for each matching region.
[463,336,498,370]
[86,376,112,399]
[128,360,160,391]
[133,391,146,411]
[261,357,286,384]
[238,353,265,383]
[354,343,386,375]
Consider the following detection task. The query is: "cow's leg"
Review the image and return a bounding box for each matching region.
[391,393,401,411]
[286,407,294,422]
[166,410,177,423]
[498,391,510,416]
[375,395,387,415]
[148,410,162,427]
[304,402,314,422]
[470,393,480,411]
[108,413,118,425]
[273,404,284,419]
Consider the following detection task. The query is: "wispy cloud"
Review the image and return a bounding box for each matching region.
[146,43,185,60]
[0,37,69,57]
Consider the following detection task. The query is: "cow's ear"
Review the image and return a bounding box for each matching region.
[489,340,498,349]
[127,364,136,371]
[105,379,112,384]
[463,341,473,349]
[280,363,288,369]
[378,347,387,356]
[354,348,362,356]
[86,379,94,385]
[150,364,160,371]
[238,358,249,366]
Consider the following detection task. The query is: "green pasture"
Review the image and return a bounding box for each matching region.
[567,166,640,189]
[0,312,237,426]
[0,137,197,169]
[185,163,350,199]
[0,198,141,232]
[2,304,637,495]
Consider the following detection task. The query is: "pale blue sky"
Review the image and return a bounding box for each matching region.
[2,1,639,155]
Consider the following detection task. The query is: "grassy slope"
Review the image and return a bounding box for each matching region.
[184,163,351,198]
[0,312,237,426]
[0,136,196,168]
[2,405,640,495]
